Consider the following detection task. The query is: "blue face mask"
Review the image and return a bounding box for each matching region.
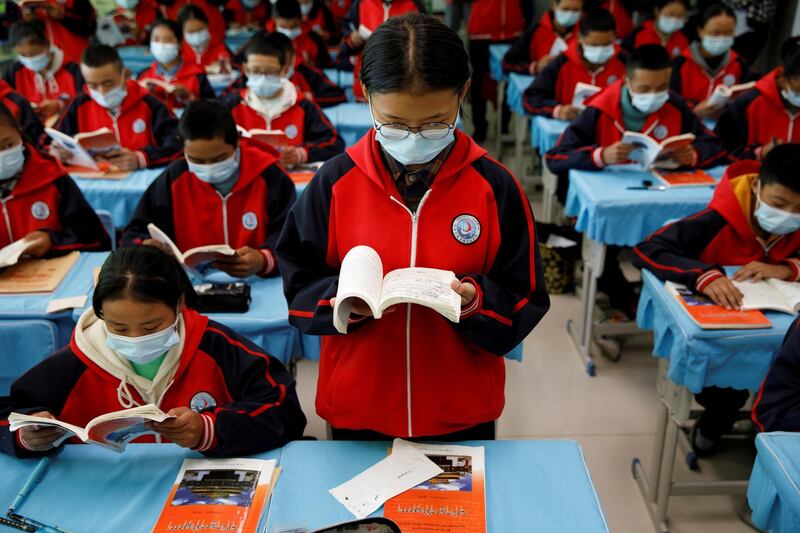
[105,319,180,364]
[629,88,670,114]
[242,0,260,8]
[701,35,734,57]
[554,8,580,28]
[89,83,127,109]
[369,99,457,166]
[247,74,284,98]
[657,15,685,34]
[187,149,240,184]
[277,26,302,40]
[782,87,800,108]
[754,188,800,235]
[19,50,51,73]
[0,144,25,181]
[116,0,139,9]
[582,44,615,65]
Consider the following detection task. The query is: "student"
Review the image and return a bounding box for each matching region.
[122,100,296,278]
[714,40,800,161]
[298,0,337,43]
[622,0,689,58]
[523,8,624,120]
[753,320,800,433]
[150,0,227,43]
[327,0,352,30]
[267,0,331,68]
[597,0,637,38]
[467,0,526,142]
[4,21,83,125]
[226,0,270,29]
[502,0,583,75]
[0,102,109,254]
[55,44,182,171]
[340,0,424,101]
[138,18,216,113]
[222,33,344,166]
[0,245,306,458]
[113,0,153,44]
[179,4,233,72]
[671,4,754,120]
[634,144,800,455]
[276,14,550,440]
[0,80,45,148]
[11,0,96,64]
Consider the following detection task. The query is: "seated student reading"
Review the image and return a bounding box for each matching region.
[267,0,331,69]
[179,4,233,73]
[715,39,800,161]
[753,319,800,433]
[138,18,216,113]
[621,0,689,58]
[123,99,296,278]
[222,33,344,166]
[7,0,95,64]
[634,144,800,455]
[0,245,306,458]
[54,44,182,171]
[0,102,110,255]
[277,14,550,441]
[298,0,337,44]
[523,8,624,121]
[502,0,583,75]
[149,0,227,44]
[4,21,84,125]
[226,0,270,30]
[670,3,756,121]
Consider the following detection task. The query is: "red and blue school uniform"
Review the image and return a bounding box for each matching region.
[265,20,332,68]
[0,79,46,146]
[753,319,800,433]
[181,37,233,70]
[302,0,337,42]
[670,44,756,109]
[219,65,346,108]
[137,60,216,112]
[4,0,96,64]
[2,53,83,110]
[600,0,634,38]
[622,20,689,58]
[502,10,578,74]
[225,0,270,27]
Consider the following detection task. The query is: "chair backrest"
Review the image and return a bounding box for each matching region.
[0,320,59,395]
[96,209,116,250]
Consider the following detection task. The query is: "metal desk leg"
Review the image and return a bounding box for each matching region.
[514,112,528,181]
[566,238,606,376]
[494,80,506,157]
[541,164,559,224]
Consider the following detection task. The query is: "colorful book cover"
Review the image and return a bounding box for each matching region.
[666,282,771,330]
[384,442,486,533]
[151,458,276,533]
[654,169,717,187]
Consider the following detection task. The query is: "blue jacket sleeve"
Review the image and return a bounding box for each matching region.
[299,99,345,162]
[545,107,604,173]
[715,89,760,161]
[753,319,800,432]
[522,55,564,117]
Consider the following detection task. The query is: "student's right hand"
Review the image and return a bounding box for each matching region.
[532,55,554,75]
[693,99,724,120]
[349,30,365,47]
[701,276,744,310]
[18,411,65,452]
[329,296,373,318]
[48,143,72,163]
[601,142,634,165]
[22,231,52,257]
[34,99,62,121]
[556,105,580,121]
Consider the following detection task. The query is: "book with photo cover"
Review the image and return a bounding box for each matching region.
[665,281,772,330]
[0,251,79,293]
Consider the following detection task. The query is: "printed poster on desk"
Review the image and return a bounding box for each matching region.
[0,251,79,293]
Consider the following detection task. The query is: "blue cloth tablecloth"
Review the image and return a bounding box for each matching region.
[564,166,726,247]
[531,115,569,154]
[489,44,511,82]
[266,439,609,533]
[748,432,800,533]
[73,168,164,228]
[117,45,152,75]
[323,102,371,147]
[225,29,256,53]
[0,444,281,533]
[505,73,535,115]
[636,268,792,393]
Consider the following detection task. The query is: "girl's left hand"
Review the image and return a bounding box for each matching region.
[451,279,476,306]
[150,407,204,449]
[22,231,52,257]
[732,261,793,282]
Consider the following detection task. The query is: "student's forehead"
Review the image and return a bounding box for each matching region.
[80,63,122,79]
[247,54,281,67]
[629,68,672,82]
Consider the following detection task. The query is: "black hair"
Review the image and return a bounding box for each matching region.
[626,44,672,76]
[360,13,470,95]
[781,37,800,63]
[699,3,736,28]
[9,21,48,48]
[179,99,239,146]
[579,9,616,36]
[760,144,800,194]
[243,32,289,65]
[81,44,123,70]
[274,0,302,20]
[0,102,22,134]
[784,48,800,80]
[654,0,688,10]
[150,18,183,43]
[178,4,209,26]
[93,246,197,317]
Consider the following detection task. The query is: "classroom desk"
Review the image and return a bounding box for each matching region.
[489,44,512,155]
[505,73,535,180]
[633,269,792,533]
[563,166,726,376]
[117,45,152,75]
[266,439,609,533]
[322,102,371,147]
[0,444,282,532]
[225,29,256,52]
[748,432,800,533]
[530,116,569,223]
[73,168,164,228]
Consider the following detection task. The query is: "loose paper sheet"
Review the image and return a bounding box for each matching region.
[46,295,88,314]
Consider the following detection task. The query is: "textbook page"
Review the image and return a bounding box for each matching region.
[147,223,184,261]
[0,238,30,268]
[380,268,461,323]
[45,128,99,170]
[571,82,601,109]
[733,280,795,314]
[767,278,800,312]
[0,251,79,293]
[333,245,385,333]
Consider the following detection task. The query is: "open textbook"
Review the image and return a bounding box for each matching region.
[666,281,774,330]
[706,81,756,108]
[237,126,289,148]
[571,82,601,109]
[0,251,79,293]
[333,246,461,334]
[731,278,800,315]
[0,238,31,268]
[152,457,278,533]
[622,131,695,170]
[46,127,120,170]
[147,224,235,273]
[8,404,173,452]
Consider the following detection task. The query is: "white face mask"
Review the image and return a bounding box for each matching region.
[701,35,734,57]
[18,50,51,73]
[0,144,25,181]
[277,26,303,40]
[116,0,139,9]
[247,74,283,98]
[782,87,800,108]
[89,83,127,109]
[657,15,685,34]
[300,1,313,16]
[150,41,180,65]
[582,44,615,65]
[754,185,800,235]
[629,88,670,114]
[187,149,240,184]
[105,319,180,364]
[242,0,261,8]
[369,99,457,166]
[185,28,211,50]
[553,8,580,28]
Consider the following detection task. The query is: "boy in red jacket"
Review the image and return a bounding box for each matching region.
[55,44,182,171]
[179,4,233,73]
[635,144,800,455]
[267,0,332,68]
[622,0,689,58]
[11,0,96,64]
[523,8,624,120]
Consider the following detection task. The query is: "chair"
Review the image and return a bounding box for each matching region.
[96,209,116,250]
[0,320,59,395]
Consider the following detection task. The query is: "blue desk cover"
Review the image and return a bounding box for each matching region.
[531,115,569,154]
[489,44,511,83]
[505,73,535,115]
[266,439,609,533]
[225,29,256,52]
[73,168,164,228]
[748,432,800,533]
[323,102,371,147]
[636,269,792,393]
[0,320,59,395]
[565,166,726,247]
[0,444,281,533]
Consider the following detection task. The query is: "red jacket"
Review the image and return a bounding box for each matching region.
[327,0,352,25]
[55,80,182,168]
[181,38,232,70]
[140,0,226,42]
[276,130,550,437]
[265,20,331,68]
[0,80,46,146]
[121,138,296,275]
[502,11,578,74]
[624,20,689,58]
[2,59,83,107]
[671,46,753,108]
[137,61,216,112]
[715,68,800,161]
[0,144,110,251]
[523,40,625,116]
[468,0,525,41]
[601,0,634,37]
[225,0,269,27]
[32,0,96,64]
[301,0,336,42]
[0,308,306,458]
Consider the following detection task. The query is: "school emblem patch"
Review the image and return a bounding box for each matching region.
[653,125,669,140]
[190,392,217,412]
[132,118,147,134]
[31,201,50,220]
[242,211,258,230]
[723,74,737,86]
[607,75,618,84]
[452,214,481,245]
[285,124,299,140]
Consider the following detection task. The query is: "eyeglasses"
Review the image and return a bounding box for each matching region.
[369,102,458,141]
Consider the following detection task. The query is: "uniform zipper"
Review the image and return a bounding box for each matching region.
[787,111,797,142]
[389,189,431,438]
[1,197,13,242]
[216,191,232,245]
